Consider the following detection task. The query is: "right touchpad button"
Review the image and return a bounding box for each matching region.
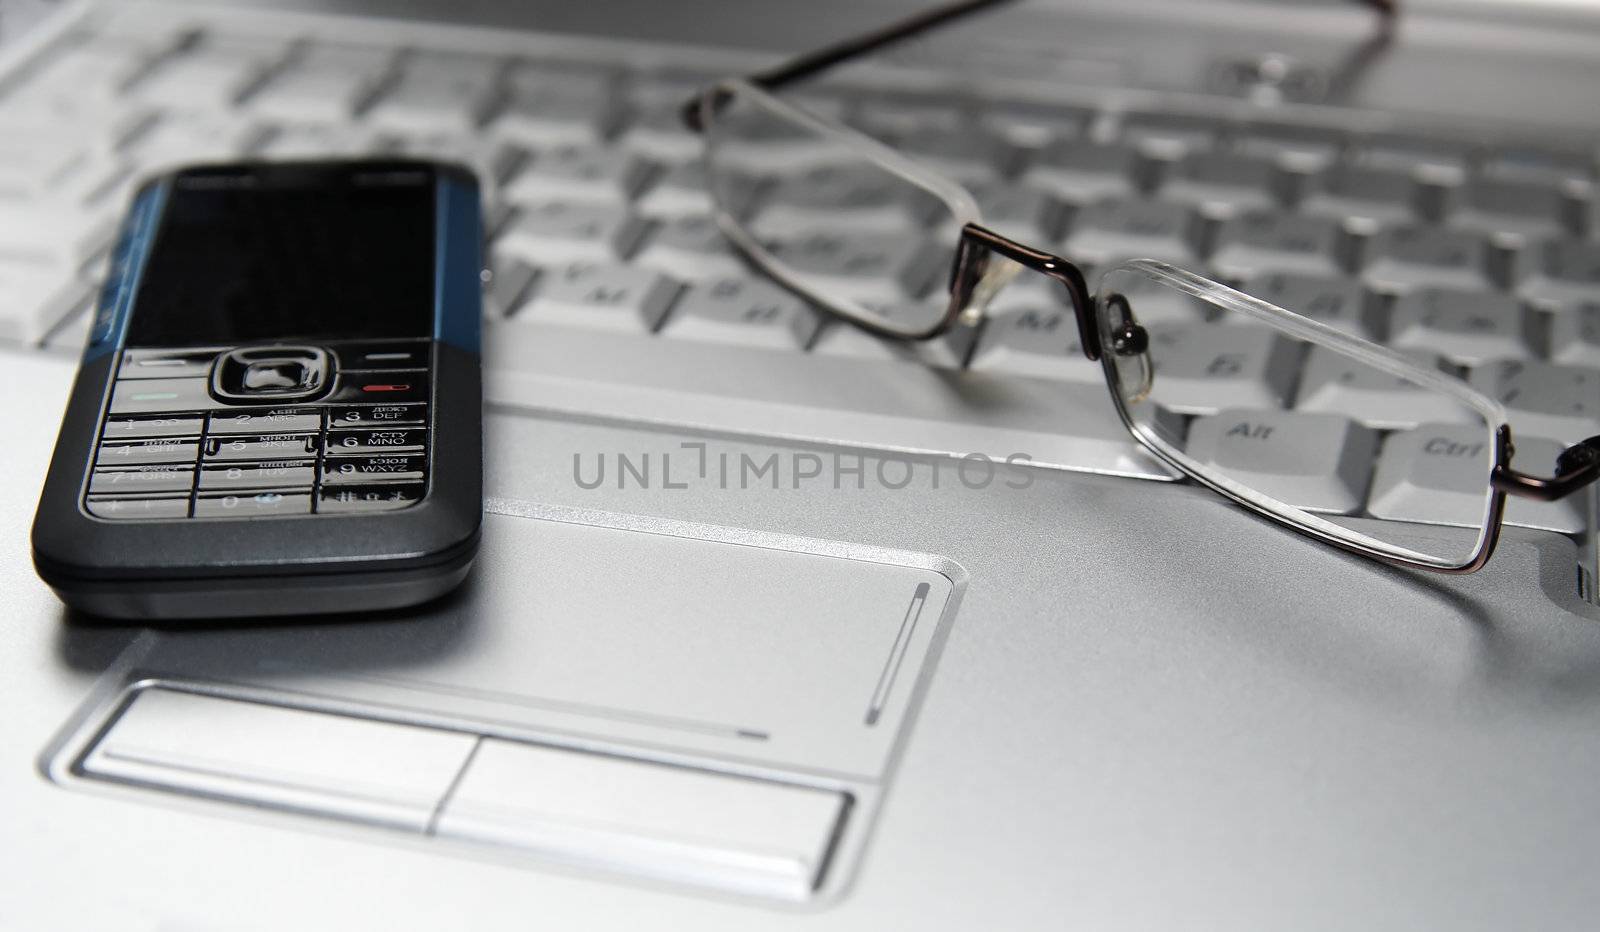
[435,738,848,901]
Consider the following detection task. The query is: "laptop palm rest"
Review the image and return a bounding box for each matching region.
[43,500,966,904]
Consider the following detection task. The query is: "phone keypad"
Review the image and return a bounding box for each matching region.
[85,340,433,520]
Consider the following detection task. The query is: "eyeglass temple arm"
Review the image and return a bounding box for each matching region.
[679,0,1396,131]
[1492,434,1600,503]
[682,0,1014,131]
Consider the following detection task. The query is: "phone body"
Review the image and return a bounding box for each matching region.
[32,160,483,621]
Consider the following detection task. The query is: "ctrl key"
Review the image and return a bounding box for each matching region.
[86,496,190,520]
[318,483,426,514]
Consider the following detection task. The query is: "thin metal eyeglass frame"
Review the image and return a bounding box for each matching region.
[683,0,1600,574]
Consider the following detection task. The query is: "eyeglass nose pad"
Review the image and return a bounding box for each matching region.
[1104,292,1154,404]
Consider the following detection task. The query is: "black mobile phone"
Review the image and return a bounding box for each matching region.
[31,160,484,621]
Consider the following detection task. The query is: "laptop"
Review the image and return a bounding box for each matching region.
[4,0,1600,927]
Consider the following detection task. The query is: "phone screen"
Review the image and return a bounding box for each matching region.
[128,164,437,347]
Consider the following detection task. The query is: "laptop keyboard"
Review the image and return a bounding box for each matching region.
[2,6,1598,543]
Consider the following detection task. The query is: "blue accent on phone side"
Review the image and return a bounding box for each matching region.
[433,172,483,353]
[84,180,169,361]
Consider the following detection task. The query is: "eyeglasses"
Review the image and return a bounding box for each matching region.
[682,0,1600,574]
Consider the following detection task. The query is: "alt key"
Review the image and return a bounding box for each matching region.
[318,483,425,513]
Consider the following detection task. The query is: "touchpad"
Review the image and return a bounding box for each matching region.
[47,500,965,903]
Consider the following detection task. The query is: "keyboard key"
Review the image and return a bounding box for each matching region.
[1360,224,1493,293]
[751,164,932,237]
[891,127,1013,183]
[0,259,88,344]
[485,256,537,317]
[256,124,385,160]
[502,145,650,206]
[89,466,195,495]
[659,276,822,350]
[1481,146,1595,186]
[1294,346,1475,429]
[85,496,190,520]
[1443,178,1575,243]
[1144,324,1299,414]
[1233,122,1344,173]
[968,307,1103,382]
[1547,303,1600,368]
[1350,132,1471,184]
[123,113,267,173]
[204,434,322,462]
[1116,110,1216,159]
[389,134,523,192]
[977,101,1091,149]
[317,483,425,513]
[614,106,703,163]
[1020,140,1139,207]
[1297,164,1419,229]
[495,201,649,265]
[131,39,284,112]
[1467,359,1600,442]
[1062,197,1196,267]
[961,181,1060,245]
[765,231,943,306]
[1238,272,1374,338]
[1088,259,1210,326]
[634,160,752,218]
[1208,211,1344,280]
[194,491,313,518]
[102,415,205,440]
[325,428,426,454]
[512,261,680,332]
[488,62,619,148]
[809,310,973,369]
[632,214,749,281]
[1157,152,1280,218]
[97,438,200,466]
[364,52,499,134]
[244,44,394,123]
[1368,426,1583,534]
[199,461,318,491]
[1184,409,1378,514]
[1513,238,1600,310]
[1387,287,1532,364]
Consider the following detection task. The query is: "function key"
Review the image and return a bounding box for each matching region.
[325,428,426,454]
[333,341,432,370]
[327,403,428,428]
[96,438,199,466]
[318,483,426,514]
[321,454,426,485]
[194,491,313,519]
[203,434,321,462]
[325,370,430,404]
[109,378,215,416]
[207,407,323,435]
[199,461,317,491]
[102,414,204,440]
[118,348,224,380]
[89,466,195,495]
[85,496,191,520]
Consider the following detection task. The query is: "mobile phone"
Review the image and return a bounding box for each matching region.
[31,160,483,621]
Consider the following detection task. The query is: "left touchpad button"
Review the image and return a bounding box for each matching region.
[77,687,478,831]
